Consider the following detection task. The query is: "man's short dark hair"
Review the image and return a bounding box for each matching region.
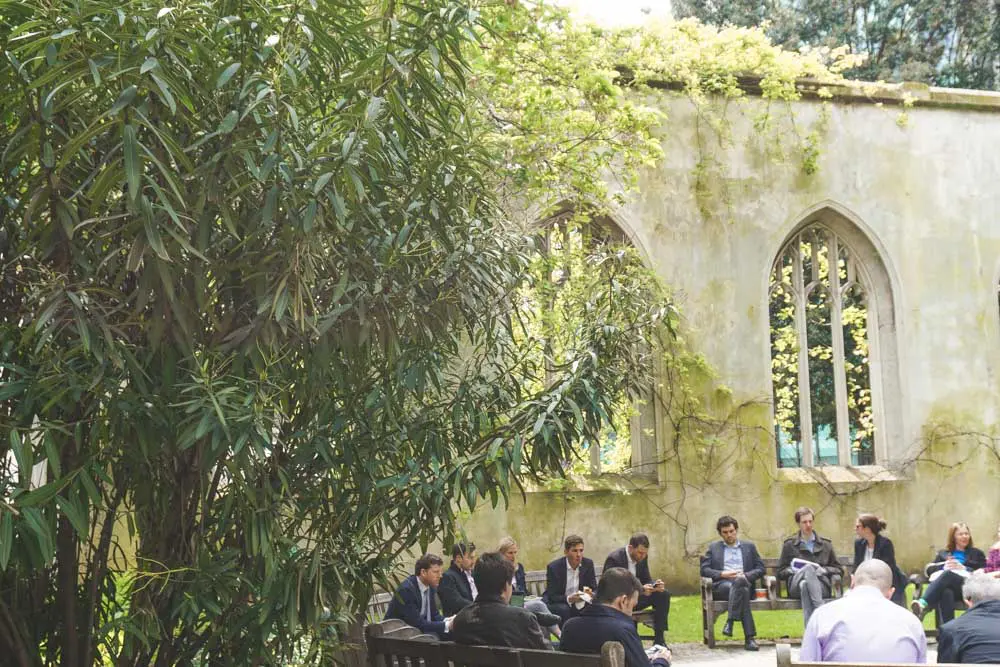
[716,515,739,534]
[472,552,515,598]
[628,533,650,549]
[596,567,642,604]
[415,553,443,576]
[452,541,476,559]
[794,507,815,524]
[564,535,584,551]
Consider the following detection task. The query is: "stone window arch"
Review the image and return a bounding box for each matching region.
[535,210,659,478]
[768,209,900,468]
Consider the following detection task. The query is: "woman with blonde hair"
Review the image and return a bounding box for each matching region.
[497,537,561,638]
[911,522,986,623]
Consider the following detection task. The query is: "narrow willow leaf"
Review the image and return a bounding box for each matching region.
[55,496,89,536]
[123,124,141,202]
[0,512,12,571]
[216,62,240,89]
[141,57,159,73]
[218,110,238,133]
[110,85,137,114]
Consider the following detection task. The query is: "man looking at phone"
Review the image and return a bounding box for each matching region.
[543,535,597,625]
[561,567,671,666]
[604,533,671,646]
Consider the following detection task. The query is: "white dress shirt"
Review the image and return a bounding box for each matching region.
[417,578,432,620]
[625,546,637,575]
[566,558,586,609]
[465,570,478,600]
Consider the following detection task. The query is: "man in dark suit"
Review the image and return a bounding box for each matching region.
[700,515,766,651]
[937,571,1000,663]
[561,567,671,667]
[452,551,551,650]
[603,533,670,646]
[439,541,477,615]
[543,534,598,625]
[384,553,453,637]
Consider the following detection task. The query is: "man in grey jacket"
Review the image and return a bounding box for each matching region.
[777,506,843,625]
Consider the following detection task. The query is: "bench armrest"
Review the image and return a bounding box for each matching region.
[765,575,779,600]
[830,573,844,598]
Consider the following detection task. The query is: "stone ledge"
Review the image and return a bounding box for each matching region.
[776,464,912,485]
[640,72,1000,113]
[524,472,660,494]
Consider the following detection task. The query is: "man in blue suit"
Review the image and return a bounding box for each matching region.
[561,567,671,667]
[439,542,477,615]
[543,535,598,625]
[700,515,765,651]
[384,553,454,637]
[604,533,670,646]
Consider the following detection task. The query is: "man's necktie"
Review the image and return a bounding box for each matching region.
[422,588,431,621]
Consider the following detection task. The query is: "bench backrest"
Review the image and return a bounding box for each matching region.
[775,644,996,667]
[365,620,624,667]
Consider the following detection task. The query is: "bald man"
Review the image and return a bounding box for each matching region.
[800,559,927,663]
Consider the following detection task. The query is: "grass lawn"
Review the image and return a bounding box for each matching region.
[660,588,950,644]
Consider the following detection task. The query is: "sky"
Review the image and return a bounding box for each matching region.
[554,0,673,26]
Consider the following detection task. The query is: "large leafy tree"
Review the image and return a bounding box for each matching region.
[674,0,1000,89]
[0,0,854,663]
[0,0,666,664]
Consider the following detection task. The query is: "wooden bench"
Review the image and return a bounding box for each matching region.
[366,564,656,637]
[775,643,1000,667]
[701,556,852,648]
[365,619,626,667]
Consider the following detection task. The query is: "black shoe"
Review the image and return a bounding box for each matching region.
[745,638,759,651]
[721,621,733,637]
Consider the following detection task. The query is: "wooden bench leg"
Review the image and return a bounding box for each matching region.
[703,603,716,648]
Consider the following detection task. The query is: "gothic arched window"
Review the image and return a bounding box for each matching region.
[769,217,897,468]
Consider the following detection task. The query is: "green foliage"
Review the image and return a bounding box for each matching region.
[675,0,1000,90]
[477,5,857,216]
[0,0,668,664]
[0,0,877,663]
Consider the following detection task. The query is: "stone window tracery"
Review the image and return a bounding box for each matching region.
[769,223,877,468]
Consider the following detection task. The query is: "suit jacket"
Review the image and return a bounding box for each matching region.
[853,535,906,591]
[777,532,843,583]
[937,599,1000,663]
[439,562,475,615]
[384,574,446,635]
[927,547,987,576]
[452,595,550,650]
[700,539,766,586]
[513,562,528,596]
[561,604,667,667]
[604,547,653,586]
[543,557,598,606]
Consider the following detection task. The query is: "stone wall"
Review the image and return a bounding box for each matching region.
[458,87,1000,592]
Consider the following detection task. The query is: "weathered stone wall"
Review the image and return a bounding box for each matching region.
[459,89,1000,591]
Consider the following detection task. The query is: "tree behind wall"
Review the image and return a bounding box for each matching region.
[0,0,666,664]
[673,0,1000,90]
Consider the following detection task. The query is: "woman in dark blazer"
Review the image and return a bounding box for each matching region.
[854,513,907,605]
[911,521,987,624]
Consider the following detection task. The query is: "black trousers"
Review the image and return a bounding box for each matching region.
[923,570,965,624]
[636,589,670,644]
[547,601,580,626]
[713,578,755,637]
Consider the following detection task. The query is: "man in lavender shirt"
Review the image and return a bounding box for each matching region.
[800,559,927,663]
